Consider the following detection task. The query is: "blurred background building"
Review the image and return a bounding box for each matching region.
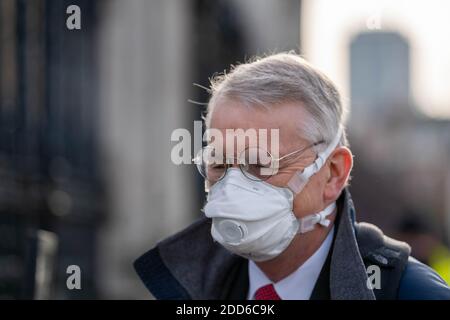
[0,0,449,299]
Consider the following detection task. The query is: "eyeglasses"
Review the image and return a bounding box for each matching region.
[193,140,325,183]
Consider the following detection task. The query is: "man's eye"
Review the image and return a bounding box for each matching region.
[247,163,270,170]
[210,164,226,169]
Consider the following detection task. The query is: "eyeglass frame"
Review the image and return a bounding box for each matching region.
[193,139,326,183]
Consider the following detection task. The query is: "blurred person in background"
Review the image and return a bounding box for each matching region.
[134,53,450,300]
[395,211,450,284]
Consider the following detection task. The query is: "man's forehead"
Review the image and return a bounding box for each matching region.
[211,99,306,125]
[209,100,310,152]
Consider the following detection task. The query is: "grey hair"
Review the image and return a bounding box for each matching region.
[205,52,349,151]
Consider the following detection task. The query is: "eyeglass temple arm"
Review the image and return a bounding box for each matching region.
[276,140,326,162]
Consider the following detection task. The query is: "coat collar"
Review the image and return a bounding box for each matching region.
[329,189,375,299]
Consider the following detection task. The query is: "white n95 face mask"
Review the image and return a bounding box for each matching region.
[203,129,342,262]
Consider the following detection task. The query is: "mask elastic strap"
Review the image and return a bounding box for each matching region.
[297,202,337,234]
[287,127,343,194]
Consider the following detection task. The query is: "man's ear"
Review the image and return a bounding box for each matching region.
[323,146,353,201]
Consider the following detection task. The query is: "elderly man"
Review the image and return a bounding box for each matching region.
[134,53,450,300]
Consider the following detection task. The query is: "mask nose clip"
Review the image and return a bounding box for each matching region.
[218,220,248,243]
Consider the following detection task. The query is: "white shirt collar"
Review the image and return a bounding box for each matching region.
[247,225,335,300]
